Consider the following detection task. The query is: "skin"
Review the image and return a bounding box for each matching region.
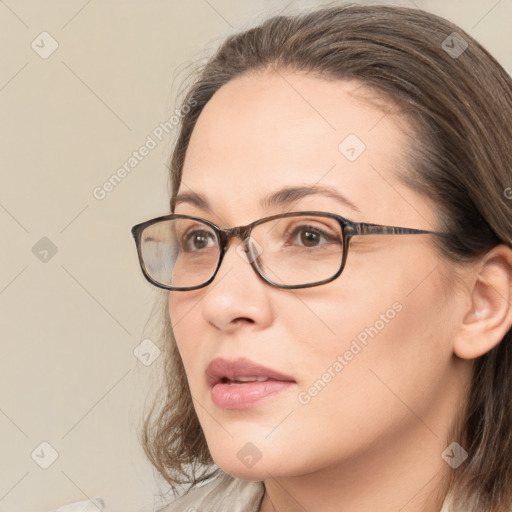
[168,70,512,512]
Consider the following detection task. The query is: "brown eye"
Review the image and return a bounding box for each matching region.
[286,225,338,248]
[182,229,216,252]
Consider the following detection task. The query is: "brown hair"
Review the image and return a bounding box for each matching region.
[140,4,512,510]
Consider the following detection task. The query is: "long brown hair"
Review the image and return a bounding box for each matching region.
[140,5,512,510]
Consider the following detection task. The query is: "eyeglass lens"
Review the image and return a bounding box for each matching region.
[139,215,345,289]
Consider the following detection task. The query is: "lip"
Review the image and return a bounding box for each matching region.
[206,357,296,409]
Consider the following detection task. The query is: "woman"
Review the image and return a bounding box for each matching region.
[133,4,512,511]
[53,3,512,512]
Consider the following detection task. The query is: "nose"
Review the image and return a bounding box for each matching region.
[200,236,274,332]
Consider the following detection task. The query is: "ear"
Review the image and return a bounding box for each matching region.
[453,244,512,360]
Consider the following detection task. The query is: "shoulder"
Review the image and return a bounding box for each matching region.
[157,472,265,512]
[45,498,106,512]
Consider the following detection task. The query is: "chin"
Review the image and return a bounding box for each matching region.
[208,441,300,482]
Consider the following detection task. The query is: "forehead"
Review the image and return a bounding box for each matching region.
[184,71,390,173]
[177,70,432,228]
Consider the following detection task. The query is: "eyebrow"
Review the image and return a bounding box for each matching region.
[171,184,360,214]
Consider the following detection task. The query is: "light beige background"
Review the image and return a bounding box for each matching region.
[1,1,510,511]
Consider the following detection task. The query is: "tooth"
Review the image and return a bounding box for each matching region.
[232,376,268,382]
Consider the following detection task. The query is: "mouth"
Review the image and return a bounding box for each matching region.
[206,357,296,409]
[219,376,272,384]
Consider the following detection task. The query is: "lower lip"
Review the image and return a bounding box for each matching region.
[211,380,295,409]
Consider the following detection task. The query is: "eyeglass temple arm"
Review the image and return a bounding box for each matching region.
[345,221,444,238]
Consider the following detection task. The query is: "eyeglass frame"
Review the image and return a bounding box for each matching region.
[131,211,449,291]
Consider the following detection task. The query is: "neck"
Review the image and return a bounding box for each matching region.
[259,421,454,512]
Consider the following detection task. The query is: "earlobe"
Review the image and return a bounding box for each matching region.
[453,245,512,360]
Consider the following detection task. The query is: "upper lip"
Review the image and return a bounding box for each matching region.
[206,357,296,386]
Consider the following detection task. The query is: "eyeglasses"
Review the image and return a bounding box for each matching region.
[131,211,446,291]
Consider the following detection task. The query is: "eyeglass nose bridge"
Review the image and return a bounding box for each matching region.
[217,224,263,270]
[218,224,253,250]
[212,224,267,281]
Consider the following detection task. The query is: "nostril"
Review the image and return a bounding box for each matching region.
[234,317,255,325]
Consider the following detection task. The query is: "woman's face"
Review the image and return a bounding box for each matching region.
[169,71,465,480]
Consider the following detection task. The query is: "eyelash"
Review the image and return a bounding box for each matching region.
[284,224,338,248]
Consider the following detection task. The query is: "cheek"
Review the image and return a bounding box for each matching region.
[282,259,454,445]
[168,292,206,386]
